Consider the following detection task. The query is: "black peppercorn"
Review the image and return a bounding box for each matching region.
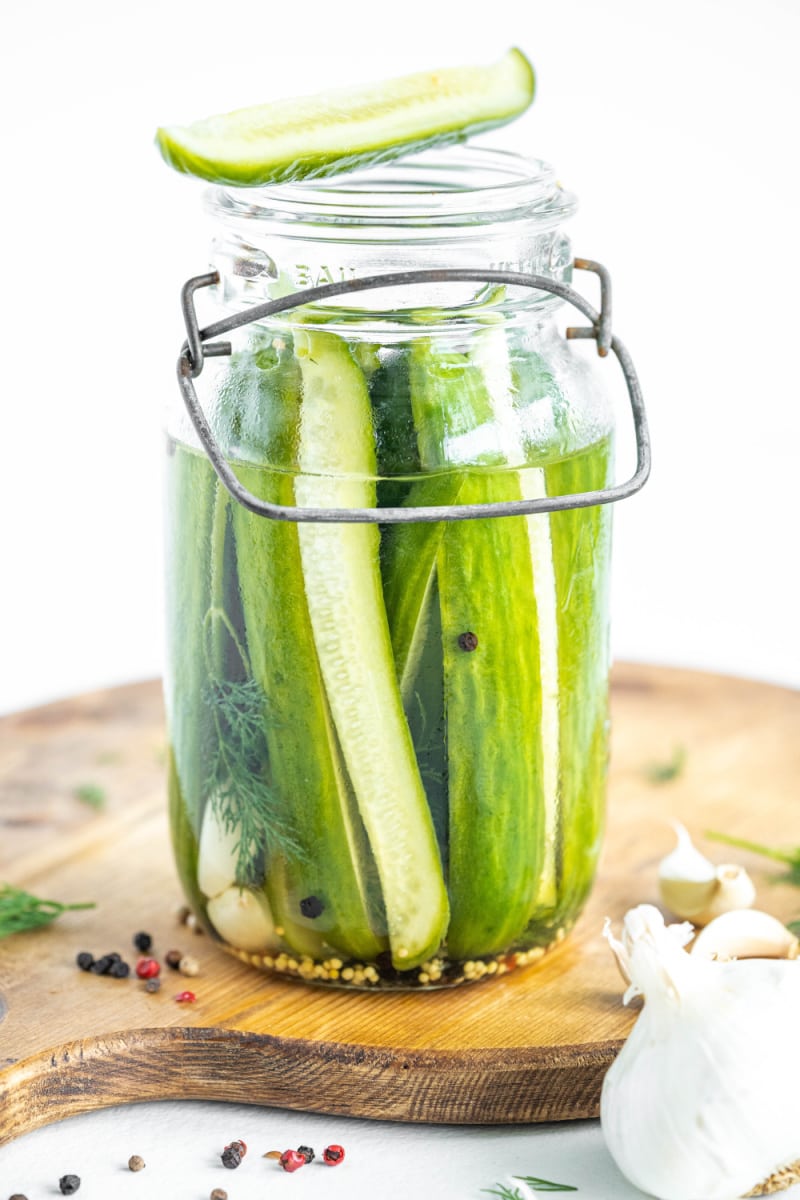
[109,960,130,979]
[221,1146,242,1169]
[144,978,161,994]
[76,952,94,971]
[457,631,479,652]
[297,1145,315,1163]
[133,931,152,953]
[299,895,324,919]
[89,955,115,975]
[58,1176,81,1195]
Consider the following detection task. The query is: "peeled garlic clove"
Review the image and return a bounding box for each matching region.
[690,862,757,926]
[691,908,799,961]
[197,803,240,899]
[658,823,718,919]
[206,886,280,953]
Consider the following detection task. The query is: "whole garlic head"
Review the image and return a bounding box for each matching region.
[601,905,800,1200]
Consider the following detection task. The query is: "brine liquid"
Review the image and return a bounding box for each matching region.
[165,438,611,988]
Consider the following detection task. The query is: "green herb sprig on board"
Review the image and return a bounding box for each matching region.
[706,831,800,934]
[0,885,95,938]
[483,1176,577,1197]
[643,745,687,784]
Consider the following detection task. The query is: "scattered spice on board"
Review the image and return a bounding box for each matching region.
[178,954,199,976]
[263,1150,283,1160]
[135,957,160,980]
[165,948,183,969]
[175,989,196,1003]
[210,1190,228,1200]
[0,885,95,938]
[297,1145,315,1163]
[58,1177,81,1196]
[144,978,161,994]
[322,1144,345,1166]
[133,931,153,952]
[280,1149,306,1172]
[127,1154,145,1171]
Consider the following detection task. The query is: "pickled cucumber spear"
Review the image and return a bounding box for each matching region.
[406,340,551,960]
[228,344,387,963]
[293,328,449,970]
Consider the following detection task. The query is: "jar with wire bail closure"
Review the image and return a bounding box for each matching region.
[165,146,650,989]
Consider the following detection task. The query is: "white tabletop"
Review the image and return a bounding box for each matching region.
[0,1101,647,1199]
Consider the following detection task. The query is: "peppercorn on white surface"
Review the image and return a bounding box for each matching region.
[0,1100,663,1198]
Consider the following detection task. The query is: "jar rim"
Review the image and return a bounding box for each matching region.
[204,146,577,231]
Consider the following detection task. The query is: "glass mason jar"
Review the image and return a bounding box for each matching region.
[165,147,641,990]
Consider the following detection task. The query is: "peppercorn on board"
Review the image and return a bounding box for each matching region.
[0,664,798,1140]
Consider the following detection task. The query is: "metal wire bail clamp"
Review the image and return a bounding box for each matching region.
[176,260,651,524]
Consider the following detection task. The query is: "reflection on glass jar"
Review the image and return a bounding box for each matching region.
[165,148,617,989]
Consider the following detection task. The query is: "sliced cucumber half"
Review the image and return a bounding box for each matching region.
[156,49,534,186]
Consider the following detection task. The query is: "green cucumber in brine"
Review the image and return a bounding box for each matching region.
[165,442,219,836]
[381,472,467,872]
[293,328,449,970]
[408,340,547,960]
[227,339,386,963]
[546,437,613,916]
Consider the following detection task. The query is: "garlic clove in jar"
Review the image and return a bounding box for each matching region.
[197,801,241,899]
[690,908,799,962]
[658,823,718,918]
[601,904,800,1200]
[206,886,280,952]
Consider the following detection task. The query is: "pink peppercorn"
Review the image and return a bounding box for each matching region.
[135,958,160,980]
[322,1144,345,1166]
[174,989,196,1003]
[279,1149,306,1173]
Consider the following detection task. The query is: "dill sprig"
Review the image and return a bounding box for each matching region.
[204,678,303,884]
[514,1175,578,1192]
[0,884,95,938]
[483,1176,577,1198]
[643,744,687,784]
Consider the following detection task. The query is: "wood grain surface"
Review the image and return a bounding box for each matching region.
[0,663,797,1143]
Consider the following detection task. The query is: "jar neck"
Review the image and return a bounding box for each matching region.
[204,147,577,321]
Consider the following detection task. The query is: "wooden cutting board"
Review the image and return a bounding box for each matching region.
[0,663,797,1145]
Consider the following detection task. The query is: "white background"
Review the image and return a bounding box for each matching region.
[1,2,798,1197]
[1,0,799,715]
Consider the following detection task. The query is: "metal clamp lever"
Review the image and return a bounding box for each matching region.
[176,261,650,524]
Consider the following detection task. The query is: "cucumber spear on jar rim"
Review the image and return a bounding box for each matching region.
[159,49,607,981]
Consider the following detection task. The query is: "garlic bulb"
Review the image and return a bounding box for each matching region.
[658,824,756,925]
[601,904,800,1200]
